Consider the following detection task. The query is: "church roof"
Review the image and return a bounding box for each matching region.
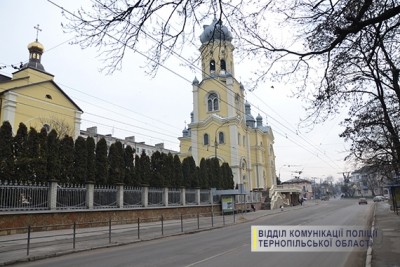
[0,80,83,112]
[200,18,233,44]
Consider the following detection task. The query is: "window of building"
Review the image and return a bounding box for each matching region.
[220,59,226,71]
[238,133,241,145]
[210,60,216,73]
[204,133,209,145]
[243,136,246,147]
[219,132,224,144]
[207,93,219,112]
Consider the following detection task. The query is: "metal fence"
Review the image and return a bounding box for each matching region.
[148,187,164,206]
[168,188,181,206]
[94,185,118,208]
[185,189,197,205]
[123,186,142,207]
[0,180,262,212]
[57,184,86,209]
[0,180,48,211]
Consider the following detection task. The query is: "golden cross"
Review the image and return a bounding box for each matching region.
[34,24,42,41]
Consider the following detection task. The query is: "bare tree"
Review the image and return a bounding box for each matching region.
[56,0,400,173]
[38,116,74,138]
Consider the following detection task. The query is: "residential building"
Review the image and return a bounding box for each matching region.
[178,18,277,191]
[351,167,389,197]
[0,37,82,137]
[81,126,178,157]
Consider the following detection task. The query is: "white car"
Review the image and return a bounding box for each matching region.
[373,196,384,202]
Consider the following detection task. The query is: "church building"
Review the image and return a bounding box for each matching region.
[0,31,82,138]
[179,18,277,191]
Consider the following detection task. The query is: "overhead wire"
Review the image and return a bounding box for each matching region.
[25,1,344,172]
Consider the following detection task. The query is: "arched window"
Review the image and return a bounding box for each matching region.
[204,133,209,145]
[220,59,226,71]
[219,132,224,144]
[207,93,219,111]
[210,60,216,72]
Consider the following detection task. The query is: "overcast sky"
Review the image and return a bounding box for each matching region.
[0,0,352,182]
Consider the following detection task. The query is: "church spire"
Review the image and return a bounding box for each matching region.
[22,24,45,71]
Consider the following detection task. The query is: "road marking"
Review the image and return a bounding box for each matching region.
[184,243,247,266]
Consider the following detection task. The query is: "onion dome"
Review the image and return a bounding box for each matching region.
[22,40,45,71]
[200,18,233,44]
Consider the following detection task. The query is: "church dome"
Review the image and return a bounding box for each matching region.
[200,18,233,44]
[22,40,45,71]
[28,40,44,52]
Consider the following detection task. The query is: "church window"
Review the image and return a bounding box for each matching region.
[204,133,209,145]
[220,59,226,71]
[219,132,225,144]
[210,60,216,73]
[238,133,241,145]
[207,93,219,112]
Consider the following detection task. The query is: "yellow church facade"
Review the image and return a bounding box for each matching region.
[0,38,82,138]
[179,18,277,191]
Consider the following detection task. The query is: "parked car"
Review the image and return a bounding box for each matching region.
[373,196,384,202]
[358,198,368,205]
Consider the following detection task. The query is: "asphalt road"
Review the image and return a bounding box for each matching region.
[13,198,374,267]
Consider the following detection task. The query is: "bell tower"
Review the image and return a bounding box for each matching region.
[199,18,235,80]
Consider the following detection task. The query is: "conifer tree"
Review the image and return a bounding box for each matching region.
[25,127,40,182]
[95,138,108,185]
[138,151,151,185]
[0,121,14,181]
[14,123,29,182]
[211,158,222,189]
[73,136,87,184]
[36,127,48,183]
[59,135,74,184]
[163,153,174,188]
[133,154,141,185]
[199,158,209,189]
[172,154,183,187]
[86,137,96,183]
[46,129,60,182]
[124,145,135,185]
[108,141,125,184]
[221,162,234,189]
[150,151,163,187]
[182,156,196,188]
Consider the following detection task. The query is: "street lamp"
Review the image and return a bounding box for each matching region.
[214,121,229,158]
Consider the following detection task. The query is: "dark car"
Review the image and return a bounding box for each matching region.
[358,198,368,205]
[321,196,329,201]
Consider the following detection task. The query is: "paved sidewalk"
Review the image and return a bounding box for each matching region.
[371,202,400,267]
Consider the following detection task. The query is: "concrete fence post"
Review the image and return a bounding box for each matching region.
[195,188,201,205]
[116,184,124,208]
[142,186,148,207]
[86,182,95,209]
[163,187,169,207]
[48,180,58,210]
[181,187,186,206]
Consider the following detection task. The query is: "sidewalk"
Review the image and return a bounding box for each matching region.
[0,203,313,266]
[371,202,400,267]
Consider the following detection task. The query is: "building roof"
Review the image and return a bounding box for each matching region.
[281,177,311,184]
[0,80,83,112]
[200,18,233,44]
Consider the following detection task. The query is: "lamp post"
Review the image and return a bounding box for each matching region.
[214,121,229,159]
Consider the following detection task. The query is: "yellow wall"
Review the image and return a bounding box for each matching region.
[0,68,81,137]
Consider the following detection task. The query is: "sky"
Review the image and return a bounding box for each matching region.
[0,0,353,182]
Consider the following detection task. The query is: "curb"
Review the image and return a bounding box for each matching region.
[365,203,376,267]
